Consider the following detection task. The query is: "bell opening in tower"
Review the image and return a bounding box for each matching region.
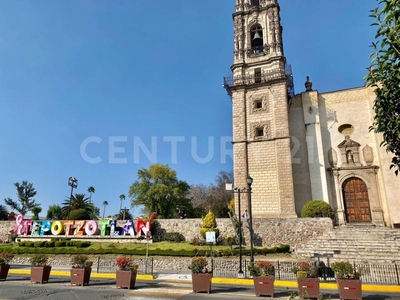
[251,25,263,54]
[251,0,260,6]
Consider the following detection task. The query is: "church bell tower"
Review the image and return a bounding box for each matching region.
[223,0,297,218]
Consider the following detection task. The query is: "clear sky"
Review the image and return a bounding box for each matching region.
[0,0,377,218]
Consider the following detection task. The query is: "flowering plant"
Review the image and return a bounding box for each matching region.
[0,251,14,266]
[248,260,275,277]
[331,261,360,279]
[116,257,138,271]
[291,261,318,278]
[30,254,49,267]
[188,257,210,274]
[71,255,93,269]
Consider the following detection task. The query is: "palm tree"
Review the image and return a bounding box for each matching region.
[31,206,42,220]
[119,194,126,213]
[87,186,95,203]
[102,201,108,219]
[61,193,96,220]
[0,205,8,220]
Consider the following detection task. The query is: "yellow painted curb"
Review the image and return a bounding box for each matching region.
[8,269,154,280]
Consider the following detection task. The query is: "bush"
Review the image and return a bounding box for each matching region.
[55,241,66,247]
[69,209,90,220]
[34,241,45,247]
[200,210,220,240]
[164,232,185,242]
[301,200,335,219]
[45,241,55,248]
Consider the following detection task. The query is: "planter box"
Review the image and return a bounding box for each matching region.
[253,275,274,297]
[70,267,91,286]
[0,265,10,281]
[337,279,362,300]
[31,266,52,284]
[192,272,212,293]
[297,278,320,299]
[116,270,137,289]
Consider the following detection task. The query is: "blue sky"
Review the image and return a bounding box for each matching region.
[0,0,377,218]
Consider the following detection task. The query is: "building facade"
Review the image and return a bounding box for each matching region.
[224,0,400,227]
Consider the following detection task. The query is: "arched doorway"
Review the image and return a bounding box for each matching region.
[342,178,371,223]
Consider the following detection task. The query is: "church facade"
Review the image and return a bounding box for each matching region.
[224,0,400,227]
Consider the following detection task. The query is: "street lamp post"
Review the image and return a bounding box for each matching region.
[246,175,254,263]
[226,183,246,278]
[67,176,78,220]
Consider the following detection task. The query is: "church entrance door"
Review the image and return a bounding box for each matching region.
[342,178,371,223]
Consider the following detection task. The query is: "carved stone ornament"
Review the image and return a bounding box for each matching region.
[363,145,374,166]
[328,148,338,168]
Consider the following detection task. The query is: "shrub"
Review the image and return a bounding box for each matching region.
[34,241,45,247]
[116,257,138,271]
[191,237,207,246]
[301,200,335,219]
[331,261,356,279]
[164,232,185,242]
[200,210,220,240]
[45,241,55,248]
[30,254,49,267]
[188,257,209,274]
[55,241,66,247]
[0,251,14,265]
[248,260,274,276]
[71,255,92,268]
[69,208,90,220]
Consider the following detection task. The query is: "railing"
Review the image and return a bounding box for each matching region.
[223,68,286,89]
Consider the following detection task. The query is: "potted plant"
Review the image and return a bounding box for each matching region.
[70,255,93,286]
[248,260,275,297]
[30,254,52,284]
[115,257,139,289]
[292,261,319,299]
[331,261,362,300]
[0,251,14,281]
[189,257,212,293]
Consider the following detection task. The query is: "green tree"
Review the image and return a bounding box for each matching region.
[61,193,97,220]
[0,205,8,220]
[3,181,40,215]
[87,186,95,203]
[113,210,133,220]
[200,210,220,239]
[366,1,400,174]
[69,208,90,220]
[31,206,42,220]
[102,201,108,218]
[128,164,192,218]
[46,204,62,220]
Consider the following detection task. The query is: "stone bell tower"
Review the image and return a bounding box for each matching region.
[223,0,297,218]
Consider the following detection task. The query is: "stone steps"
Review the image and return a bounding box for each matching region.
[294,225,400,263]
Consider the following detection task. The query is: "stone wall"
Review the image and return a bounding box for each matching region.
[0,218,333,249]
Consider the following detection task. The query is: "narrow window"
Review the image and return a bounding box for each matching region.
[256,128,264,137]
[255,68,262,83]
[255,100,262,109]
[251,25,263,53]
[251,0,260,6]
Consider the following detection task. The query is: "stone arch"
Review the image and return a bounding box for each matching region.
[341,177,372,223]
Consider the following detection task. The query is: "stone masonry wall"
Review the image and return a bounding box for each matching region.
[0,218,332,250]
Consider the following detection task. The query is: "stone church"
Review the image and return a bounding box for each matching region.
[223,0,400,228]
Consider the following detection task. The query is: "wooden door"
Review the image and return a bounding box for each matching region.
[342,178,371,223]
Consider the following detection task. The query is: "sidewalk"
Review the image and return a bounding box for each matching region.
[6,264,400,299]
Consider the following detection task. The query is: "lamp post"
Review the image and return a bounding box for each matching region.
[246,175,254,263]
[67,176,78,220]
[226,183,246,278]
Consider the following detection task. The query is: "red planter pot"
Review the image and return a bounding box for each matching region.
[116,270,137,289]
[253,275,275,297]
[70,267,92,286]
[0,265,10,281]
[297,278,320,299]
[192,272,212,293]
[31,266,52,284]
[336,279,362,300]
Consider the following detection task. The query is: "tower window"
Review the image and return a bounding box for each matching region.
[251,25,263,54]
[255,100,262,109]
[254,68,262,83]
[251,0,260,6]
[255,127,264,137]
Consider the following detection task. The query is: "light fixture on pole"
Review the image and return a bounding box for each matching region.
[226,182,247,278]
[246,175,254,263]
[67,176,78,220]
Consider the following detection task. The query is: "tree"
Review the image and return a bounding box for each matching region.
[3,181,40,215]
[46,204,62,220]
[128,164,192,218]
[0,205,7,220]
[113,210,133,220]
[119,194,126,213]
[366,1,400,174]
[61,193,97,220]
[30,206,42,220]
[102,201,108,218]
[87,186,95,203]
[190,171,233,218]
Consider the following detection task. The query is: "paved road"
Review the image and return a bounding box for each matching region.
[2,272,400,300]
